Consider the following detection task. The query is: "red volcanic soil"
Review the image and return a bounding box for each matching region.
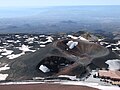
[0,83,99,90]
[56,39,108,58]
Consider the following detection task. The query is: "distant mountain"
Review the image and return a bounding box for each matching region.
[60,20,77,24]
[0,6,120,33]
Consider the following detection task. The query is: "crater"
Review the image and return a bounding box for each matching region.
[37,56,75,75]
[57,39,109,58]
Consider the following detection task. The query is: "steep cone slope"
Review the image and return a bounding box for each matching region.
[57,39,108,58]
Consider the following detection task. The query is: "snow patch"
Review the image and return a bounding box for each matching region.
[0,64,10,81]
[58,75,79,80]
[79,36,89,41]
[15,35,21,38]
[19,45,36,52]
[0,64,10,71]
[98,39,104,42]
[67,35,78,39]
[26,37,34,42]
[14,40,21,43]
[0,74,8,80]
[39,65,50,73]
[67,40,78,49]
[1,49,13,56]
[105,59,120,70]
[112,47,120,51]
[67,35,89,41]
[40,36,53,44]
[0,81,45,85]
[99,42,109,45]
[40,45,46,48]
[0,55,3,58]
[39,35,45,37]
[7,40,14,43]
[118,41,120,45]
[7,52,25,59]
[110,41,120,46]
[106,45,111,48]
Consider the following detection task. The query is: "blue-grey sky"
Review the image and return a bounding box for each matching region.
[0,0,120,7]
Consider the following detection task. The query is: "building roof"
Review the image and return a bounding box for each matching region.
[99,70,120,80]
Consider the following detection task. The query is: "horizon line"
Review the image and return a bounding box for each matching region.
[0,5,120,8]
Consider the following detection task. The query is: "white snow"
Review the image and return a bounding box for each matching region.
[23,35,28,38]
[39,65,50,73]
[0,64,10,71]
[67,35,89,41]
[99,42,109,45]
[1,49,13,56]
[34,36,38,39]
[0,74,8,80]
[116,47,120,50]
[7,52,25,59]
[28,41,34,44]
[26,37,34,42]
[0,46,4,49]
[95,72,98,77]
[100,42,104,45]
[112,47,120,51]
[0,49,3,52]
[58,75,79,80]
[0,64,10,81]
[118,41,120,45]
[105,59,120,70]
[106,45,111,48]
[33,77,45,80]
[0,55,3,58]
[46,36,54,41]
[78,36,89,41]
[67,35,78,39]
[40,36,53,44]
[19,45,36,52]
[40,45,46,48]
[98,38,104,42]
[15,35,21,38]
[14,40,21,43]
[3,43,8,45]
[110,41,120,46]
[0,81,45,85]
[67,40,78,49]
[58,38,61,40]
[7,40,14,43]
[39,35,45,37]
[67,41,73,46]
[15,35,19,37]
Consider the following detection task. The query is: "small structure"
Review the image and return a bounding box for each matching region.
[98,70,120,86]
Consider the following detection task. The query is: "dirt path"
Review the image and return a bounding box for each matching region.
[0,83,99,90]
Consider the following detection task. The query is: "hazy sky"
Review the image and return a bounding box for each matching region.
[0,0,120,7]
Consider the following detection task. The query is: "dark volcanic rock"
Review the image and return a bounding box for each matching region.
[4,39,112,81]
